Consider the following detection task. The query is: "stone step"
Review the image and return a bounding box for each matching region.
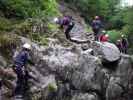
[14,95,23,100]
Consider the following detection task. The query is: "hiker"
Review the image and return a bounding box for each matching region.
[13,43,34,98]
[91,16,103,41]
[55,16,75,40]
[121,35,128,54]
[100,34,109,42]
[116,39,123,52]
[99,30,109,42]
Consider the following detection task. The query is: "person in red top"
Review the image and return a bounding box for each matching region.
[100,34,109,42]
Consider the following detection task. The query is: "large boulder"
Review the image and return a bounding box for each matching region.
[12,37,133,100]
[39,45,108,94]
[91,42,121,62]
[72,93,99,100]
[106,55,133,100]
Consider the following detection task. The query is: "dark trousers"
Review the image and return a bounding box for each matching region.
[14,66,29,96]
[122,47,128,54]
[93,28,100,41]
[65,24,74,40]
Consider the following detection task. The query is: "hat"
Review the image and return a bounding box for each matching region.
[23,43,31,50]
[95,16,99,19]
[105,34,109,37]
[54,17,59,23]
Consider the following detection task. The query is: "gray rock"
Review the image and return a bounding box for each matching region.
[0,55,7,67]
[106,77,123,100]
[92,42,121,62]
[106,55,133,100]
[40,45,107,93]
[4,36,132,100]
[72,93,99,100]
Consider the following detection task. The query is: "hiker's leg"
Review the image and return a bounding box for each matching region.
[124,47,127,54]
[65,24,74,40]
[15,68,24,95]
[23,70,32,100]
[65,32,71,40]
[65,28,71,40]
[23,70,30,92]
[93,29,98,41]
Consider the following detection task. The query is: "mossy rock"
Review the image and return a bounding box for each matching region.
[48,83,58,92]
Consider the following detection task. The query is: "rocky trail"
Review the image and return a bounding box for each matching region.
[0,1,133,100]
[59,1,94,41]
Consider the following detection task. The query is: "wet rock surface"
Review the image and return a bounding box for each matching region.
[91,42,121,62]
[0,37,133,100]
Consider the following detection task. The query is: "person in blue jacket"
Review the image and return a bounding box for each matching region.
[91,16,103,41]
[13,43,34,98]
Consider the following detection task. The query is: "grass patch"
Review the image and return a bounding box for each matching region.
[0,17,13,31]
[0,33,20,58]
[29,33,49,46]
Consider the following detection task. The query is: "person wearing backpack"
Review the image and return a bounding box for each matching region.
[116,39,123,52]
[121,35,128,54]
[54,16,75,41]
[91,16,103,41]
[13,43,34,99]
[64,16,75,40]
[100,34,109,42]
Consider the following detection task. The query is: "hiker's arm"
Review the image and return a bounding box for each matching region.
[27,53,35,66]
[126,38,129,47]
[100,21,104,28]
[28,59,35,66]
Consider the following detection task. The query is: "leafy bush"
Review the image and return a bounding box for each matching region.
[0,17,12,31]
[63,0,120,23]
[0,0,59,19]
[107,30,121,43]
[0,33,19,48]
[0,33,20,57]
[122,7,133,35]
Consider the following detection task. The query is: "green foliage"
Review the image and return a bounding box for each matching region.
[63,0,120,22]
[0,17,12,31]
[48,83,57,92]
[107,30,121,42]
[0,33,20,56]
[29,33,49,46]
[0,33,19,48]
[121,7,133,52]
[14,19,32,35]
[122,7,133,35]
[47,23,58,31]
[0,0,59,19]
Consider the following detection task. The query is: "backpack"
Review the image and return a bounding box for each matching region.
[92,20,101,29]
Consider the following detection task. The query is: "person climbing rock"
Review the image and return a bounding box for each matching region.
[100,34,109,42]
[13,43,34,99]
[65,19,75,40]
[91,16,103,41]
[55,16,75,40]
[121,35,128,54]
[99,31,109,42]
[116,39,123,52]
